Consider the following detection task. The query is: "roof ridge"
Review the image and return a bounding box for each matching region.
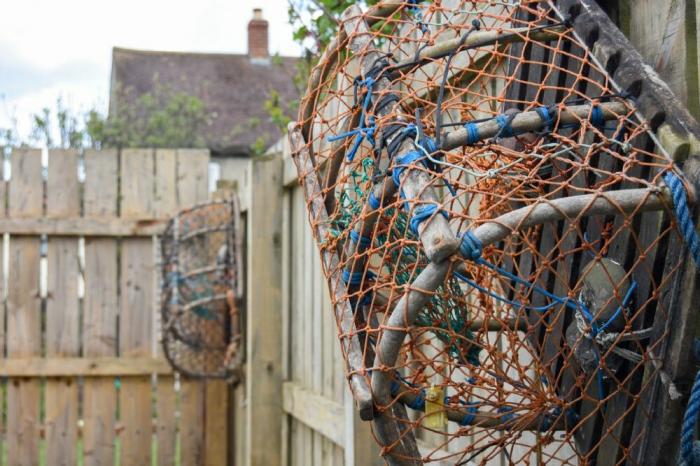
[112,46,300,60]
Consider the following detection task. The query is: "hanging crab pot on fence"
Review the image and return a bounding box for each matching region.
[290,0,700,464]
[160,196,243,380]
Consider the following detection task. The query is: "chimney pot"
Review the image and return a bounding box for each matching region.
[248,8,269,64]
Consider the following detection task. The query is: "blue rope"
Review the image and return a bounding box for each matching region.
[459,403,479,426]
[464,122,480,145]
[665,171,700,267]
[495,114,515,138]
[665,169,700,465]
[498,406,515,423]
[409,204,448,236]
[535,106,553,132]
[349,229,372,250]
[682,372,700,466]
[369,191,381,210]
[326,76,377,161]
[459,230,483,261]
[392,150,424,187]
[342,269,376,286]
[590,104,605,128]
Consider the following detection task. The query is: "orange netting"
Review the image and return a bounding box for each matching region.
[290,1,686,464]
[161,197,244,381]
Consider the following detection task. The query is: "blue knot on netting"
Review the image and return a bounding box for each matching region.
[409,204,448,236]
[682,372,700,466]
[342,269,376,286]
[392,150,424,187]
[498,406,516,424]
[420,135,438,154]
[590,104,605,128]
[459,230,483,261]
[349,229,372,250]
[535,106,554,131]
[326,76,378,162]
[369,191,381,210]
[407,391,425,411]
[464,122,480,145]
[540,406,562,432]
[664,171,700,267]
[495,113,515,138]
[458,402,479,426]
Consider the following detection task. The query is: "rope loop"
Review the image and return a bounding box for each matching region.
[495,113,515,138]
[409,204,448,236]
[464,122,480,145]
[349,229,372,250]
[460,230,483,261]
[590,104,605,128]
[459,403,479,426]
[341,269,376,286]
[535,106,553,132]
[369,191,381,210]
[392,150,424,187]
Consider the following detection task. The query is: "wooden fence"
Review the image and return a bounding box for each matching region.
[0,147,228,466]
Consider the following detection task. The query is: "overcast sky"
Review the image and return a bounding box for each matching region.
[0,0,301,139]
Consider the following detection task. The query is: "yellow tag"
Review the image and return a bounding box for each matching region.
[423,386,446,430]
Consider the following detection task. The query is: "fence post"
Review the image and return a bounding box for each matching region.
[245,150,284,466]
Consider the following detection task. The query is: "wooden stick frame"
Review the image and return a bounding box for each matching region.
[293,1,700,464]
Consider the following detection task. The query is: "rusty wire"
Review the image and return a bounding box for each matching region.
[160,196,244,381]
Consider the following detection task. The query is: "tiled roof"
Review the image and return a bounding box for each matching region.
[110,47,300,155]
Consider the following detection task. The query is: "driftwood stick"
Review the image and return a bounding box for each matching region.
[472,185,684,248]
[442,101,628,150]
[288,124,374,420]
[391,25,566,73]
[372,261,453,405]
[393,384,566,431]
[342,5,458,262]
[340,5,460,264]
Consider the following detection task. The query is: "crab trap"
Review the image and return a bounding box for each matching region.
[160,196,243,380]
[289,0,700,464]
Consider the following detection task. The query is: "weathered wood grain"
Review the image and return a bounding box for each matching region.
[45,149,80,466]
[119,148,155,465]
[82,148,119,466]
[6,148,42,466]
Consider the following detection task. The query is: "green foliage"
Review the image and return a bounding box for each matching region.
[287,0,378,53]
[264,0,376,133]
[93,84,211,149]
[10,86,211,150]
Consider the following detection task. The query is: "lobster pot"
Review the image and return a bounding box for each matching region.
[160,197,243,379]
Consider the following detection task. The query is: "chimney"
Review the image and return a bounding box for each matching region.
[248,8,269,64]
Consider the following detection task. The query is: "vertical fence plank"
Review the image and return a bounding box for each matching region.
[180,381,205,465]
[175,149,210,465]
[119,148,155,465]
[0,147,5,460]
[203,381,228,466]
[6,148,43,466]
[154,149,178,466]
[83,148,119,466]
[45,149,81,465]
[246,153,283,466]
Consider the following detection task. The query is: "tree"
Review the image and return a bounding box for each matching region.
[13,86,212,150]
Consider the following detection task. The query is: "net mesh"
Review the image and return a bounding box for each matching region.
[160,197,243,380]
[291,0,690,464]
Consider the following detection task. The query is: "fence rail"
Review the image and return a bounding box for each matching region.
[0,147,228,466]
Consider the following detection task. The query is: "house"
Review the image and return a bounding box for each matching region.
[108,9,301,193]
